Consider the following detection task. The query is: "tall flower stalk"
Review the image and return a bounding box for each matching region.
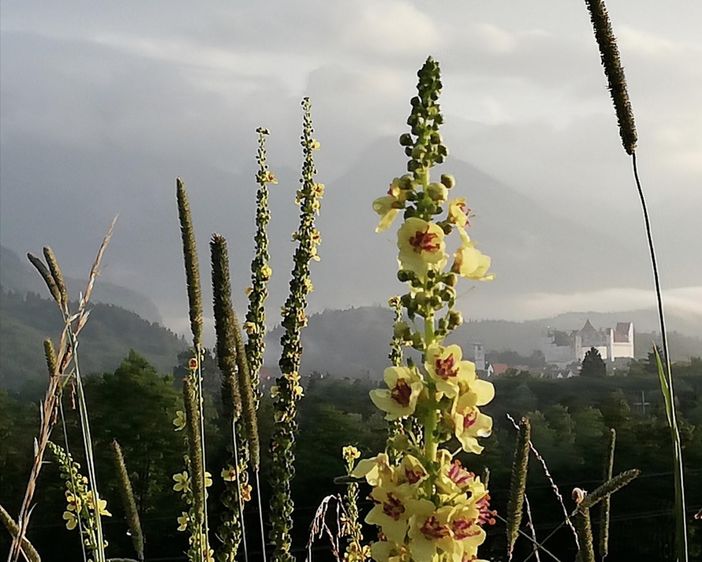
[353,57,496,562]
[176,179,211,560]
[583,2,687,559]
[269,98,325,562]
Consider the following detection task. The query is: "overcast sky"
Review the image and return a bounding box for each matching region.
[1,1,700,335]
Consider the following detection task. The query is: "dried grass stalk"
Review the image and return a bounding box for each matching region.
[598,428,616,559]
[0,503,41,562]
[42,246,68,309]
[574,506,596,562]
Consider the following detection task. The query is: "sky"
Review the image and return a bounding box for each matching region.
[1,1,701,336]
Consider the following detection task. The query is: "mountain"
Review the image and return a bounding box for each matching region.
[264,305,702,379]
[0,289,187,391]
[0,245,163,323]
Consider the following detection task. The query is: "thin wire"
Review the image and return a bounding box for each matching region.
[494,513,563,562]
[254,470,267,562]
[631,152,688,560]
[231,423,249,562]
[195,346,210,556]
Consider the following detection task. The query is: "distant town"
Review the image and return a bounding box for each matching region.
[473,319,635,379]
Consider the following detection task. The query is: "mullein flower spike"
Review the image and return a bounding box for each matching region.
[269,98,325,562]
[183,376,206,523]
[42,246,68,310]
[43,339,58,378]
[26,253,62,305]
[246,127,274,409]
[356,57,496,562]
[48,442,111,558]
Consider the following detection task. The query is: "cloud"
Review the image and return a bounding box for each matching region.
[518,286,702,319]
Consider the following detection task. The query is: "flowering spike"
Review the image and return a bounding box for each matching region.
[27,253,62,305]
[574,506,596,562]
[183,377,205,522]
[43,339,58,378]
[210,234,243,422]
[246,127,274,409]
[176,178,203,348]
[583,0,637,154]
[580,468,640,509]
[506,417,531,558]
[111,440,144,561]
[0,504,41,562]
[269,97,325,562]
[42,246,68,310]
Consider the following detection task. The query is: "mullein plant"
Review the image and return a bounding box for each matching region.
[340,446,369,562]
[111,440,145,562]
[352,57,496,562]
[216,127,276,562]
[269,97,325,562]
[582,1,688,559]
[47,442,112,560]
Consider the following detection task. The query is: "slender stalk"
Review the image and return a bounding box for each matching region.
[254,470,268,562]
[111,440,145,561]
[632,154,688,561]
[599,428,616,560]
[0,504,41,562]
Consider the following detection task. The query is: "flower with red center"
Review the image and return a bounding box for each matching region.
[448,197,471,228]
[399,455,428,486]
[406,500,457,561]
[449,497,489,560]
[366,485,413,544]
[397,218,446,275]
[425,344,476,397]
[451,380,494,454]
[370,366,424,420]
[351,453,393,487]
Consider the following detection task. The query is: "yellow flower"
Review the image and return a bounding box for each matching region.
[342,445,361,463]
[425,344,476,398]
[365,484,413,544]
[449,501,487,558]
[311,139,321,150]
[177,512,190,532]
[447,198,470,228]
[373,196,401,233]
[397,218,446,275]
[370,366,424,420]
[436,450,476,497]
[245,321,258,336]
[451,381,494,454]
[86,494,111,517]
[398,455,428,486]
[351,453,393,487]
[451,228,493,281]
[262,170,278,184]
[260,264,272,280]
[204,471,213,488]
[173,410,186,431]
[221,465,238,482]
[63,510,78,531]
[369,540,409,562]
[406,500,456,561]
[173,471,190,493]
[65,491,82,512]
[241,483,253,502]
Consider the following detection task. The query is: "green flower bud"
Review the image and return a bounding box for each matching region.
[427,182,448,202]
[399,133,413,146]
[440,174,456,189]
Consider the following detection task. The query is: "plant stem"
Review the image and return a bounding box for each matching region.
[632,153,688,561]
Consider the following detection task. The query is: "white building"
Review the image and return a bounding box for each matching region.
[541,320,634,366]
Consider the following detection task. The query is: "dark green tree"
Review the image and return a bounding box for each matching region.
[581,347,607,378]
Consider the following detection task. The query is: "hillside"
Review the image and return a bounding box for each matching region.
[0,289,186,390]
[265,305,702,379]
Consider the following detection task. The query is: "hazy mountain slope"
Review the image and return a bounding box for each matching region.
[0,290,186,390]
[0,245,163,323]
[265,306,701,379]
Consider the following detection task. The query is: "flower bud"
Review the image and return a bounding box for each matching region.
[441,174,456,189]
[427,182,448,202]
[399,133,413,146]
